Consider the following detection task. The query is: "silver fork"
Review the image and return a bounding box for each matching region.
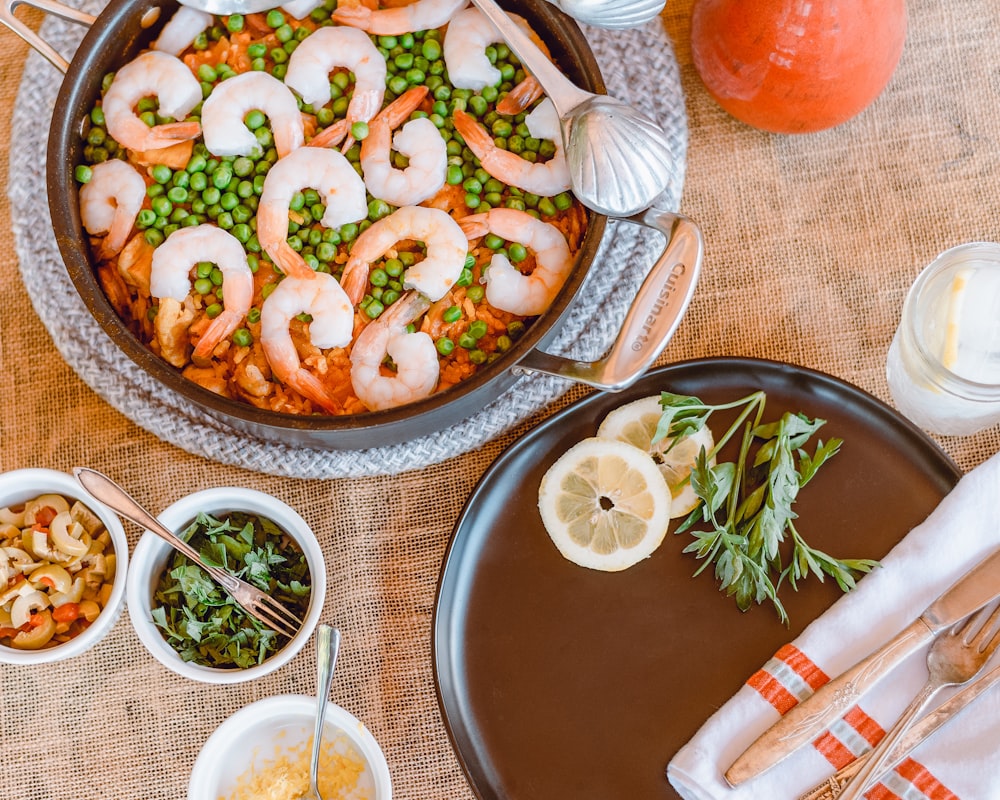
[73,467,302,638]
[837,602,1000,800]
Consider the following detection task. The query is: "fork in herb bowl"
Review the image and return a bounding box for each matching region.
[74,467,304,638]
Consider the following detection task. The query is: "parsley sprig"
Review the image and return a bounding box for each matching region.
[655,391,878,624]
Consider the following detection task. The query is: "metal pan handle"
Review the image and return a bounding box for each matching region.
[515,209,703,389]
[0,0,95,73]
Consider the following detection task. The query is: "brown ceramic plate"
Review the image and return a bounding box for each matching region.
[433,357,959,800]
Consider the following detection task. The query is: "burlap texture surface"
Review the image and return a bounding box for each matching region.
[0,1,999,799]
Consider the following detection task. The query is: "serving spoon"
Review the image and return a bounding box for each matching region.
[302,624,342,800]
[467,0,676,216]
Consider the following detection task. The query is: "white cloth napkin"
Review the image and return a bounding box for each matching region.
[667,450,1000,800]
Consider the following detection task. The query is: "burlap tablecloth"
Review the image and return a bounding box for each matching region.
[1,2,999,799]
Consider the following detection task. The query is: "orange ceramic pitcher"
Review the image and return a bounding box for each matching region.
[690,0,907,134]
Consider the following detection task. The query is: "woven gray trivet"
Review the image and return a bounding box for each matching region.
[10,1,686,478]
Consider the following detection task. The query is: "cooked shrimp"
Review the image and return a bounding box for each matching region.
[451,99,570,196]
[200,72,304,158]
[78,159,146,258]
[260,272,354,414]
[332,0,468,35]
[340,205,468,304]
[150,225,254,364]
[443,8,502,90]
[495,75,543,115]
[285,26,386,148]
[152,6,212,56]
[101,51,202,152]
[350,291,437,411]
[360,86,446,207]
[280,0,324,19]
[257,146,368,278]
[459,208,572,316]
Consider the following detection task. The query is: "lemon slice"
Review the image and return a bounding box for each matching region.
[596,395,715,518]
[537,437,672,572]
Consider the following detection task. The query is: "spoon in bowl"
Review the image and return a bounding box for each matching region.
[468,0,676,216]
[302,624,342,800]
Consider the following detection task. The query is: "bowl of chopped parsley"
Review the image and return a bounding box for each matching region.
[126,487,325,683]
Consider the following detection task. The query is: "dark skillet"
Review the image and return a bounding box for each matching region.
[44,0,694,449]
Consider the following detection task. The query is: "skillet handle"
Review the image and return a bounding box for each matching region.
[0,0,96,73]
[514,208,703,390]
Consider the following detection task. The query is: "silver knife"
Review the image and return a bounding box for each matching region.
[725,545,1000,786]
[797,659,1000,799]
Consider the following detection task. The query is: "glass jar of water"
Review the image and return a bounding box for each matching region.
[886,242,1000,436]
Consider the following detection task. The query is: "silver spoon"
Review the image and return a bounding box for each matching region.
[468,0,676,216]
[302,624,342,800]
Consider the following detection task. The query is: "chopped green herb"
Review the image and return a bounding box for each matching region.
[150,510,311,668]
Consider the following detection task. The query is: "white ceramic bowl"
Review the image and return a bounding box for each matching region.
[0,468,129,665]
[188,694,392,800]
[126,487,325,683]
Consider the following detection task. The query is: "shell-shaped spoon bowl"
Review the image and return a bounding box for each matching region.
[563,95,676,217]
[545,0,665,28]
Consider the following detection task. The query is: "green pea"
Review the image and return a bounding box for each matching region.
[484,233,504,250]
[405,68,426,85]
[220,192,239,211]
[458,332,477,349]
[496,334,512,352]
[193,277,213,296]
[232,327,252,347]
[442,305,462,323]
[388,75,409,95]
[468,319,488,339]
[271,47,289,65]
[466,285,485,303]
[151,196,173,217]
[217,211,234,229]
[455,267,474,287]
[468,95,488,117]
[484,191,502,207]
[368,198,391,221]
[247,307,262,323]
[369,267,389,288]
[505,197,526,212]
[554,192,574,211]
[171,170,190,189]
[149,164,171,184]
[382,289,400,306]
[340,222,359,242]
[365,300,385,319]
[421,39,441,60]
[266,8,285,27]
[197,63,218,83]
[204,302,222,319]
[74,164,92,183]
[165,186,187,204]
[251,57,267,72]
[378,35,398,48]
[469,349,487,365]
[136,209,156,228]
[202,186,221,205]
[436,337,454,356]
[508,242,528,262]
[316,242,337,262]
[212,165,233,190]
[352,121,370,141]
[144,229,164,246]
[394,52,414,70]
[537,197,557,216]
[275,23,294,42]
[507,319,526,339]
[187,153,208,173]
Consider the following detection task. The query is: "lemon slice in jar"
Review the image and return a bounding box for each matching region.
[596,395,715,518]
[537,438,672,572]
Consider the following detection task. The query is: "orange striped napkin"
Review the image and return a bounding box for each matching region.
[667,451,1000,800]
